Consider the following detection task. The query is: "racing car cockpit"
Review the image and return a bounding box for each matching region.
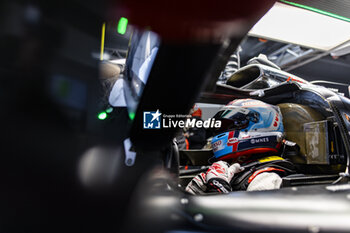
[178,58,349,192]
[93,13,350,230]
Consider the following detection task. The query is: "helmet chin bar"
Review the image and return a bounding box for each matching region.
[220,147,281,163]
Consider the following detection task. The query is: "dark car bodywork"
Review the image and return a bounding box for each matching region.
[2,0,350,233]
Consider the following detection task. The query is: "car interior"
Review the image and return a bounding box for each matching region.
[2,0,350,232]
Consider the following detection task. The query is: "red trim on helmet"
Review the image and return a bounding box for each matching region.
[248,167,285,183]
[219,147,279,162]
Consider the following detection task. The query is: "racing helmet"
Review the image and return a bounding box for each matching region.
[211,99,284,162]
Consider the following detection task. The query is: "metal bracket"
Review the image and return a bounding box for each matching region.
[123,138,136,166]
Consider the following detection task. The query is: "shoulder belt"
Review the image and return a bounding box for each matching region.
[230,159,296,191]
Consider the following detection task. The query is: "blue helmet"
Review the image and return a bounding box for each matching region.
[211,99,284,162]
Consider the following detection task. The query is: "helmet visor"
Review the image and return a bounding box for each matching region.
[213,107,259,134]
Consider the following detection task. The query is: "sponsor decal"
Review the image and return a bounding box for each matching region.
[228,138,238,144]
[241,100,267,107]
[212,180,229,193]
[250,137,269,144]
[212,140,223,152]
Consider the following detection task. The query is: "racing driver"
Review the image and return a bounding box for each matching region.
[186,99,296,194]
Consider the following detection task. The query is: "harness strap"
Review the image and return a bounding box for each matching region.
[230,159,296,190]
